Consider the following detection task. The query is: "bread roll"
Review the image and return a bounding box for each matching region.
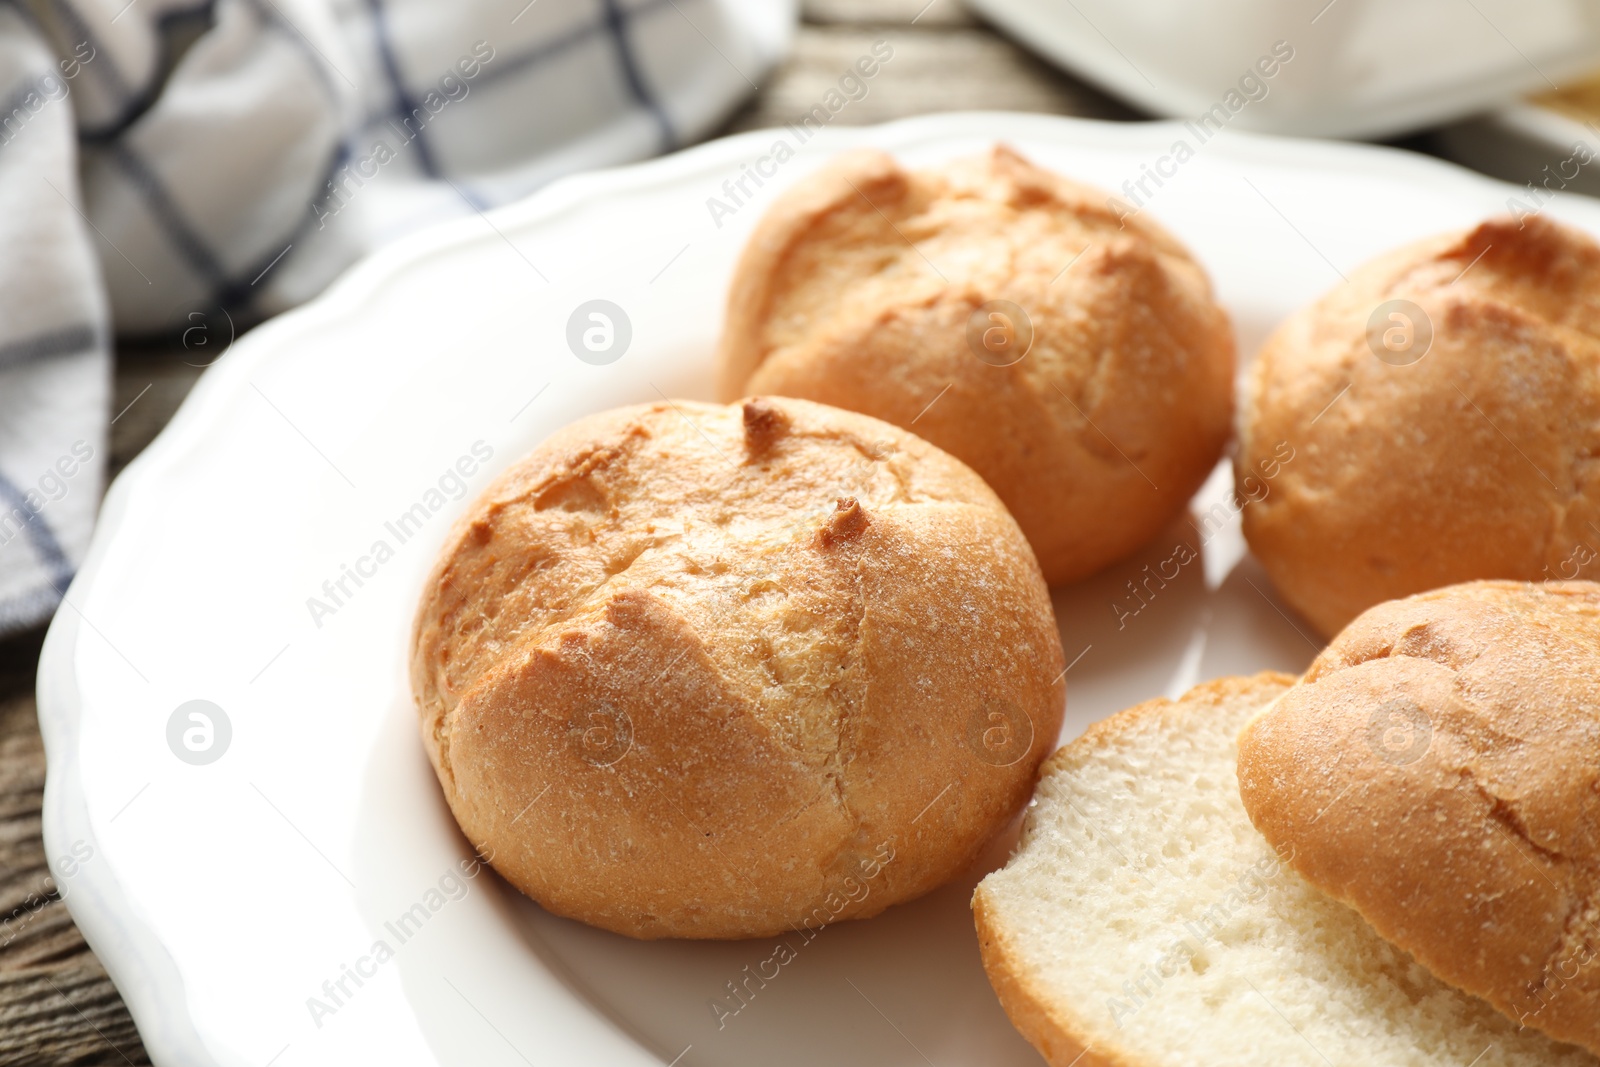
[974,672,1596,1067]
[718,145,1235,585]
[1238,580,1600,1055]
[410,396,1065,939]
[1239,215,1600,637]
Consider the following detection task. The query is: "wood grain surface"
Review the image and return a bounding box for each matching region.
[0,2,1137,1063]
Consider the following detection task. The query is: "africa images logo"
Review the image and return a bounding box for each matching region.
[305,441,493,628]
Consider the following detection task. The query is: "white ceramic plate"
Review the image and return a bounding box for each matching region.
[39,112,1600,1067]
[966,0,1600,139]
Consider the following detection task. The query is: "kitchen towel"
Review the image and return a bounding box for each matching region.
[0,0,792,635]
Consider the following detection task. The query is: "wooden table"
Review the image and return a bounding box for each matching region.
[0,1,1436,1062]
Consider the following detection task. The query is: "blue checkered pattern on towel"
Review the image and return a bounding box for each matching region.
[0,0,793,636]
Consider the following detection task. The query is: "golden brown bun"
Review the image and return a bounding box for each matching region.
[1239,215,1600,637]
[717,144,1235,585]
[1237,580,1600,1055]
[975,670,1589,1067]
[410,395,1066,939]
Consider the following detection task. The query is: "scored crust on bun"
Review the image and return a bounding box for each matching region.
[1237,580,1600,1055]
[717,144,1235,586]
[411,395,1066,939]
[1239,214,1600,637]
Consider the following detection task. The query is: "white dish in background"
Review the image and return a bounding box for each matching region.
[38,113,1600,1067]
[966,0,1600,139]
[1437,97,1600,198]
